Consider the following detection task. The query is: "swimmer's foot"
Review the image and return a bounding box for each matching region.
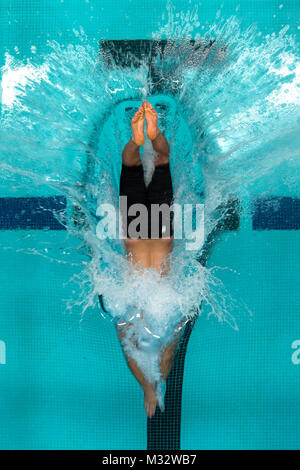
[143,385,158,418]
[154,380,166,413]
[131,105,145,146]
[143,101,160,141]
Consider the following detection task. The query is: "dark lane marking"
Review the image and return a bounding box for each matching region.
[0,196,66,230]
[252,196,300,230]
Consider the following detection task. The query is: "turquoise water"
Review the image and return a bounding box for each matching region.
[0,0,300,449]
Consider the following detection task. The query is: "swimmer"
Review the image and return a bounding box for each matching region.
[116,102,182,418]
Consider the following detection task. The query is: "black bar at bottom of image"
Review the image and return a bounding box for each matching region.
[0,450,298,466]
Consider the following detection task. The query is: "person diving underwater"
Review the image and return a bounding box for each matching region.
[113,101,184,418]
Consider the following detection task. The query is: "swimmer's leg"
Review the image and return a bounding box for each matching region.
[120,104,149,246]
[116,324,158,418]
[160,322,184,381]
[143,101,170,165]
[148,330,183,414]
[122,105,145,166]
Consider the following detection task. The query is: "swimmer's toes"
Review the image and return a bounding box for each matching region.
[131,109,144,146]
[151,398,158,417]
[144,388,158,418]
[143,103,159,141]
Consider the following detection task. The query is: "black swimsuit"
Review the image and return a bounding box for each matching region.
[119,163,174,239]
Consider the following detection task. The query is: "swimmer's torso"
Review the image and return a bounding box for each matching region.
[124,238,173,274]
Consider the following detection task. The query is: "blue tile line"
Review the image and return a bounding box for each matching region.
[0,196,66,230]
[0,196,299,231]
[252,196,300,230]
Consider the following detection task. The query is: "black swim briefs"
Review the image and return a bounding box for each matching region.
[119,163,174,239]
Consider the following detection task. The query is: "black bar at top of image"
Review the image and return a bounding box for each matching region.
[99,39,227,95]
[99,39,222,68]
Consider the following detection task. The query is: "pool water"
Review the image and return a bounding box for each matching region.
[0,0,300,450]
